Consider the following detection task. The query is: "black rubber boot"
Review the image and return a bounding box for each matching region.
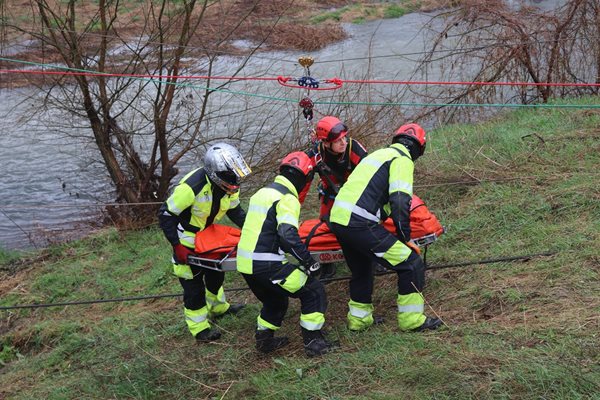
[412,316,442,332]
[319,263,337,281]
[195,327,221,342]
[255,329,289,353]
[301,328,337,357]
[227,303,245,314]
[213,303,245,320]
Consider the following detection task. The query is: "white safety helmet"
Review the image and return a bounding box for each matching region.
[204,143,251,194]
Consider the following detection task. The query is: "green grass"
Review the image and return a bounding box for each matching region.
[0,248,20,265]
[311,1,421,25]
[1,98,599,399]
[383,4,408,19]
[311,6,353,24]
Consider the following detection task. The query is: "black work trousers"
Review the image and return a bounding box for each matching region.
[241,266,327,329]
[330,222,425,304]
[179,266,224,310]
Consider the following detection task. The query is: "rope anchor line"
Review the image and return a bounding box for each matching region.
[0,252,556,311]
[2,56,600,108]
[2,55,600,88]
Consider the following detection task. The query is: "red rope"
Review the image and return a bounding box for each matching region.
[2,69,600,87]
[338,78,600,87]
[0,69,279,81]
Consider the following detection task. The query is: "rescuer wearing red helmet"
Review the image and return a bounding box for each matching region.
[237,152,337,357]
[304,116,368,217]
[329,123,442,333]
[302,116,368,279]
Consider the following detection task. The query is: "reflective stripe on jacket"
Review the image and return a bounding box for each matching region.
[330,143,414,241]
[159,168,241,248]
[237,175,309,274]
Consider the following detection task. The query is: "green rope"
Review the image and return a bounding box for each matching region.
[3,56,600,108]
[0,56,297,102]
[313,100,600,108]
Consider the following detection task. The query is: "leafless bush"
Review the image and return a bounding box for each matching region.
[0,0,308,225]
[413,0,600,123]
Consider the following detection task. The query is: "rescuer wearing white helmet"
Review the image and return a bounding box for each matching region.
[158,143,251,342]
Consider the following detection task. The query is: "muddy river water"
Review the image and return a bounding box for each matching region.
[0,0,566,249]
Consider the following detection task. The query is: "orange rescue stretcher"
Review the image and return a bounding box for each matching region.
[187,195,444,272]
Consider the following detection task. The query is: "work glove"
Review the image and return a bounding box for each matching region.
[173,243,194,264]
[304,259,321,276]
[405,241,421,255]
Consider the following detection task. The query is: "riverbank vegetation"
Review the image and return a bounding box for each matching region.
[0,0,445,61]
[413,0,600,124]
[2,0,597,235]
[2,0,439,223]
[1,98,599,399]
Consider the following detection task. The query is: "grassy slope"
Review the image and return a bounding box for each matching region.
[1,98,599,399]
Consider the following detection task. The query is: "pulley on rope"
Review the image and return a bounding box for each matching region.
[292,56,320,144]
[279,57,342,157]
[277,76,343,90]
[299,56,313,73]
[277,56,343,91]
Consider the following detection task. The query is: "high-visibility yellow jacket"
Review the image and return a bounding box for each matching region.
[237,175,315,275]
[158,168,246,248]
[330,143,414,242]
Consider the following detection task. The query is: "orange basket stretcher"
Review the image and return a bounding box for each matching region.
[187,195,444,272]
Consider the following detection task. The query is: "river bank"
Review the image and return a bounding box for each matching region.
[1,98,598,398]
[1,0,445,87]
[0,0,571,251]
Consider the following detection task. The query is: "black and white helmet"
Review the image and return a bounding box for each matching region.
[204,143,251,194]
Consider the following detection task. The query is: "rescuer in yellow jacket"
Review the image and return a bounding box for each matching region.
[158,143,251,342]
[330,124,442,333]
[237,152,336,357]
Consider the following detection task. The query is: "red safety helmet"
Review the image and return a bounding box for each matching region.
[315,116,348,143]
[280,151,314,177]
[393,123,427,156]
